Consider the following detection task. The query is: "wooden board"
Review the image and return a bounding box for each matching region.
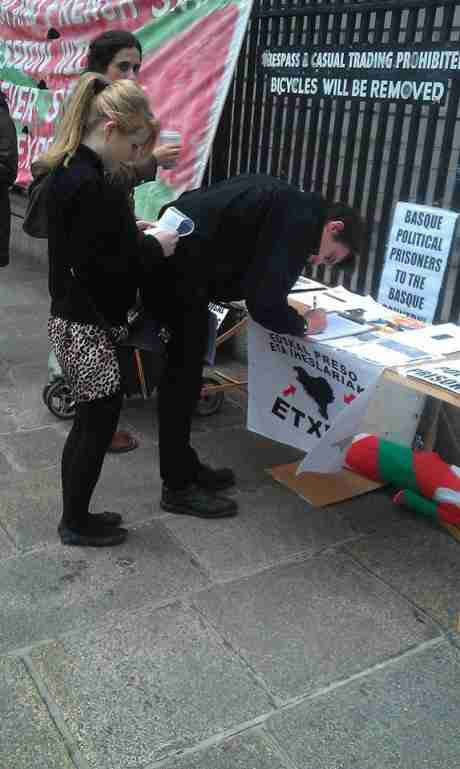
[268,462,383,506]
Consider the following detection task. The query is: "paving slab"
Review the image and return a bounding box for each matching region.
[345,518,460,630]
[0,406,17,434]
[117,392,245,447]
[329,488,412,535]
[193,397,246,433]
[0,521,209,654]
[191,427,303,490]
[0,425,62,475]
[0,331,50,368]
[28,603,272,769]
[92,445,165,521]
[0,524,15,558]
[164,481,357,580]
[195,551,439,701]
[266,641,460,769]
[0,361,62,430]
[0,303,49,338]
[152,730,286,769]
[0,655,76,769]
[0,467,62,550]
[0,445,165,552]
[0,281,48,307]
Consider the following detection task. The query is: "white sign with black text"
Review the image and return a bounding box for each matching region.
[247,320,383,455]
[405,361,460,395]
[377,202,458,323]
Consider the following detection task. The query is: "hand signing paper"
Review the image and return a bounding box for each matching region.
[303,307,328,335]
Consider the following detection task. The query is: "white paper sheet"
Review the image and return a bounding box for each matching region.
[353,338,435,367]
[388,324,460,356]
[290,276,326,292]
[306,313,372,341]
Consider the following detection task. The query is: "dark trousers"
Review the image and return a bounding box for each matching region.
[61,391,123,528]
[157,297,210,490]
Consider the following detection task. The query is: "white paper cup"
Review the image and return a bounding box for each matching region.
[159,130,182,168]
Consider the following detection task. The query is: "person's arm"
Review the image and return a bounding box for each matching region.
[111,156,158,204]
[129,154,158,185]
[244,191,314,337]
[56,176,177,282]
[0,108,18,188]
[127,142,182,185]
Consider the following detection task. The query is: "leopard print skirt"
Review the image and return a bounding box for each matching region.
[48,316,129,403]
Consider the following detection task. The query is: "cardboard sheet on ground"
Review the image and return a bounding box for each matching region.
[268,462,383,506]
[248,320,382,456]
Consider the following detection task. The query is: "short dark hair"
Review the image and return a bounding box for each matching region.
[324,203,365,270]
[86,31,142,74]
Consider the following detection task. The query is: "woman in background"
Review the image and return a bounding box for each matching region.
[0,90,18,268]
[85,29,181,453]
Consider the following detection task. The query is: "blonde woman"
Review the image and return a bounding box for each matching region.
[40,73,177,546]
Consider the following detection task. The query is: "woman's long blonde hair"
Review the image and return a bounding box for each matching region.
[35,72,159,173]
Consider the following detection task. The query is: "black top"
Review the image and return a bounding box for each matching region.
[0,92,18,267]
[166,174,327,337]
[47,144,163,325]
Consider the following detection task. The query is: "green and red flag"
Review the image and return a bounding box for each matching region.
[0,0,253,217]
[346,433,460,527]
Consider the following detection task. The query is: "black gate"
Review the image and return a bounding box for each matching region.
[206,0,460,320]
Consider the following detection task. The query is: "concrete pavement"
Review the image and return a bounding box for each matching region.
[1,247,460,769]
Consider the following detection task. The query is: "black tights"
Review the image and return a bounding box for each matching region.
[61,392,123,528]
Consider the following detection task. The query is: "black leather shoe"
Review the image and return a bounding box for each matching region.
[195,463,236,491]
[58,523,128,547]
[90,511,123,526]
[161,484,238,518]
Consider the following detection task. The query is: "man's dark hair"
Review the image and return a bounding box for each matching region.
[86,31,142,74]
[324,203,365,271]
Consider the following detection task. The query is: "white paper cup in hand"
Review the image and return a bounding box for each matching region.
[159,130,182,168]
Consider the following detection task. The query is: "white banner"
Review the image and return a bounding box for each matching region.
[247,320,383,454]
[296,379,382,474]
[377,202,458,323]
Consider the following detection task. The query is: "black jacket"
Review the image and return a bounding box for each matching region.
[165,174,326,336]
[0,92,18,267]
[47,144,163,325]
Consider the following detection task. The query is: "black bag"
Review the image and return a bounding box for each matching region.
[23,172,52,239]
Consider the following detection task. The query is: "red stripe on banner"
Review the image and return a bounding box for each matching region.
[139,4,238,191]
[0,1,146,44]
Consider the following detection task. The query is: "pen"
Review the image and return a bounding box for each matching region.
[323,292,347,303]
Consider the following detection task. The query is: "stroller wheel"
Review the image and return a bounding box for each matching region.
[44,379,76,420]
[196,376,225,417]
